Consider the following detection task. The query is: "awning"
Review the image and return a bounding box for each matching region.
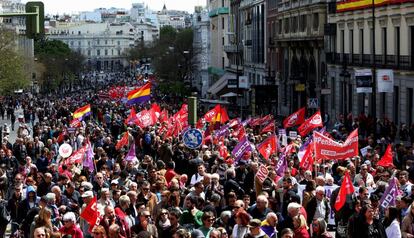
[200,99,231,105]
[220,92,241,98]
[207,72,236,95]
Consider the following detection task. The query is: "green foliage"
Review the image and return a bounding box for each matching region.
[126,26,194,96]
[0,27,31,95]
[34,37,84,92]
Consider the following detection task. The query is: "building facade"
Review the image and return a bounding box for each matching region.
[275,0,327,116]
[192,7,210,97]
[47,22,136,71]
[326,0,414,125]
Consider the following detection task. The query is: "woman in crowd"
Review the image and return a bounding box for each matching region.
[353,204,387,238]
[231,210,250,238]
[384,206,401,238]
[312,218,332,238]
[293,214,309,238]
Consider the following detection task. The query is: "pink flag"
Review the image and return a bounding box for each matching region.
[84,142,95,172]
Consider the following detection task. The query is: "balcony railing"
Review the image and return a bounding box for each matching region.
[326,53,413,70]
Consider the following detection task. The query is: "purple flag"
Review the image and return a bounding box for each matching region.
[275,155,288,176]
[215,124,230,138]
[84,143,95,172]
[231,136,252,162]
[379,177,399,209]
[241,118,251,127]
[125,143,138,162]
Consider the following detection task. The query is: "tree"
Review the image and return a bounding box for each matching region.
[0,27,31,94]
[34,38,84,92]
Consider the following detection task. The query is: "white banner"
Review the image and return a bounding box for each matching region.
[377,69,394,93]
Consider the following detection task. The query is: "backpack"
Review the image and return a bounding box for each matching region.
[144,133,152,145]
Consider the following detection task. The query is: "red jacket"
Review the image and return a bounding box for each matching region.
[294,226,310,238]
[59,225,84,238]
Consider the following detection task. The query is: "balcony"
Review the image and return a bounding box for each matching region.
[326,53,413,71]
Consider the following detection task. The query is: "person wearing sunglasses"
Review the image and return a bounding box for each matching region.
[131,210,158,237]
[58,212,83,238]
[195,211,215,237]
[92,225,107,238]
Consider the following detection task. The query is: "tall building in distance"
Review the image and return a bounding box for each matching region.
[326,0,414,125]
[46,21,136,71]
[192,6,210,97]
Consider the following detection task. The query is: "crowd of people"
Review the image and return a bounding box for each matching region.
[0,71,412,238]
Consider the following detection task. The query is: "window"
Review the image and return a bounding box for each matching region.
[222,17,225,29]
[97,49,100,56]
[222,57,225,68]
[360,28,364,55]
[118,50,121,55]
[97,40,100,45]
[105,40,108,45]
[340,30,344,55]
[292,16,298,33]
[105,49,108,56]
[408,88,413,126]
[394,86,399,123]
[313,13,319,30]
[111,49,114,55]
[278,19,282,34]
[78,31,81,35]
[222,0,225,7]
[222,37,225,45]
[70,41,74,46]
[88,50,91,56]
[88,41,91,46]
[300,15,306,32]
[78,41,81,46]
[284,18,289,34]
[382,27,387,60]
[117,41,120,46]
[350,29,353,58]
[395,27,400,63]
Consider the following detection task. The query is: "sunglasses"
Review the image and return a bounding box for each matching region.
[161,212,168,215]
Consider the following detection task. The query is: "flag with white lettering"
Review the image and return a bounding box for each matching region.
[231,136,252,162]
[379,177,399,209]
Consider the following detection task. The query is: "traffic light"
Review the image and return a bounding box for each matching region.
[25,1,44,39]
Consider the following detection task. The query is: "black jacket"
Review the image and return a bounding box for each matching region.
[305,196,330,225]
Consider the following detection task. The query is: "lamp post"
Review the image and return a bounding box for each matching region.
[371,0,377,118]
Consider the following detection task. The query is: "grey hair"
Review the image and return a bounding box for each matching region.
[63,212,76,223]
[316,218,328,233]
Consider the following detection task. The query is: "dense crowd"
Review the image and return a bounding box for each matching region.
[0,71,413,238]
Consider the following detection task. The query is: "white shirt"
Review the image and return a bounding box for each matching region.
[190,173,204,186]
[385,219,401,238]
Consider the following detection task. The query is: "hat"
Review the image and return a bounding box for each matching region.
[81,181,93,191]
[364,160,371,166]
[191,229,205,238]
[111,180,119,185]
[81,191,94,198]
[249,219,262,227]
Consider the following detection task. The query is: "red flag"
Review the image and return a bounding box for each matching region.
[125,108,138,125]
[196,118,204,129]
[283,107,306,128]
[334,171,354,211]
[313,129,358,160]
[203,105,220,123]
[65,145,87,165]
[261,121,275,134]
[135,109,155,128]
[214,105,229,124]
[299,143,314,171]
[80,197,102,231]
[69,118,81,128]
[116,132,129,150]
[151,103,161,118]
[297,111,323,136]
[57,128,68,144]
[257,134,278,160]
[377,144,394,167]
[159,109,169,123]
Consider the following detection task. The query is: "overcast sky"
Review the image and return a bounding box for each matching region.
[21,0,205,14]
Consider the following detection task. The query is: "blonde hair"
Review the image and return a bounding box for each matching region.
[293,214,308,230]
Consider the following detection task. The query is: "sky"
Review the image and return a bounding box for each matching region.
[21,0,205,14]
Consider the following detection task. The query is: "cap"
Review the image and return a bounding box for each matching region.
[364,160,371,166]
[81,181,93,191]
[111,180,119,185]
[81,190,94,198]
[249,219,262,227]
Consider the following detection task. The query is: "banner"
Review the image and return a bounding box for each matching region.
[297,111,323,137]
[314,129,358,160]
[256,165,269,184]
[355,69,373,93]
[377,69,394,93]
